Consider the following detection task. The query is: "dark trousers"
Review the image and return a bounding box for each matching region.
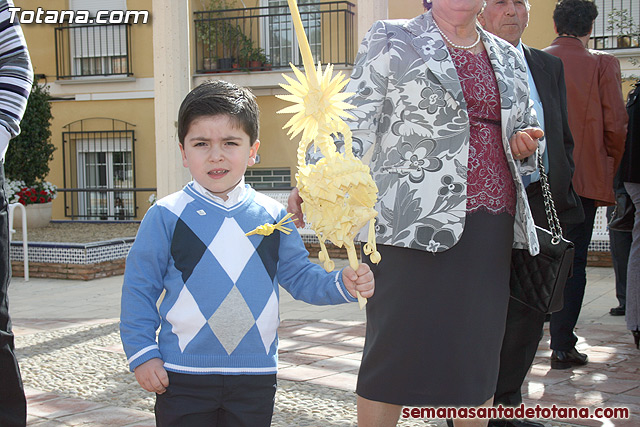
[494,298,546,406]
[155,372,276,427]
[550,197,598,350]
[606,205,632,307]
[0,164,27,427]
[493,181,554,406]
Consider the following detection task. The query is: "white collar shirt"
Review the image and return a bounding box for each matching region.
[191,178,247,207]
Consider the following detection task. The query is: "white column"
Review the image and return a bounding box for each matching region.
[152,0,192,197]
[356,0,388,44]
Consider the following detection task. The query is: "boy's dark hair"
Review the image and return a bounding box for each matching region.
[553,0,598,37]
[178,80,259,145]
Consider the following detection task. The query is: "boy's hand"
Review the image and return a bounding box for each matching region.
[510,128,543,161]
[134,358,169,394]
[342,263,375,299]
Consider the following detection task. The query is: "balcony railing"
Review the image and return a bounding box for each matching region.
[55,23,133,79]
[194,1,355,73]
[591,0,640,50]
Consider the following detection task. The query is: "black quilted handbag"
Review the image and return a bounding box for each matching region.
[509,152,575,314]
[608,191,635,232]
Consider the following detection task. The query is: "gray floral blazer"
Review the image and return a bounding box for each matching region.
[336,12,541,255]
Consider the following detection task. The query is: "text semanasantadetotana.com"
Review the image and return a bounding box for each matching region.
[402,404,630,420]
[7,7,149,25]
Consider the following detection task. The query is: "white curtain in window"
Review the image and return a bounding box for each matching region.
[69,0,128,58]
[76,137,131,154]
[69,0,127,16]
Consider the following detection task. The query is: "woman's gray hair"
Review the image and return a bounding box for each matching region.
[424,0,494,13]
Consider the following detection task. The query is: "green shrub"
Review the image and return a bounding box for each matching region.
[5,83,55,186]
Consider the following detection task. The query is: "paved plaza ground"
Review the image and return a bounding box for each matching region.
[7,263,640,426]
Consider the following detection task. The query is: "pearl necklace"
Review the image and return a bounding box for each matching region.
[433,19,481,50]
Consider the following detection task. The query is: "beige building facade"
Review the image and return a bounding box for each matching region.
[16,0,638,222]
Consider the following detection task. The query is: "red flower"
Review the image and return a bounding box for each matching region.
[10,182,56,205]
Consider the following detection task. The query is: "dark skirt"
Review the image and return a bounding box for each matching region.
[356,211,514,407]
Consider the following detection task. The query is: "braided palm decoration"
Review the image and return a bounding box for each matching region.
[277,0,381,307]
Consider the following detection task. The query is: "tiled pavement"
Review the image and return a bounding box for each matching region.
[8,264,640,426]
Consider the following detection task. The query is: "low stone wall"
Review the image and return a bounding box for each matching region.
[10,241,611,281]
[10,238,134,281]
[304,242,358,259]
[587,251,613,268]
[12,259,126,281]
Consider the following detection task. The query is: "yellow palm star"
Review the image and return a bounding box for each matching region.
[280,0,381,308]
[276,62,354,143]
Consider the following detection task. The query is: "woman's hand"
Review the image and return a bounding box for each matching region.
[510,128,544,161]
[287,187,306,228]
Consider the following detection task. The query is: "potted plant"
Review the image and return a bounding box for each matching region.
[5,83,56,228]
[197,21,218,71]
[238,35,255,69]
[607,8,639,48]
[197,0,235,70]
[202,56,218,72]
[216,20,240,70]
[261,51,272,71]
[250,47,268,70]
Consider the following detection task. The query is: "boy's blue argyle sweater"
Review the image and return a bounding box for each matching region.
[120,182,356,375]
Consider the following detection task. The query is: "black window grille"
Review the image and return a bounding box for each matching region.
[61,118,152,221]
[55,23,133,79]
[591,0,640,49]
[194,1,355,73]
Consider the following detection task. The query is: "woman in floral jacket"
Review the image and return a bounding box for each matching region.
[289,1,543,425]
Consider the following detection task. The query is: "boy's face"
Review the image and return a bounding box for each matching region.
[180,115,259,201]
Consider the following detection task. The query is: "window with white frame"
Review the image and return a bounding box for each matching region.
[262,0,321,66]
[69,0,129,77]
[76,136,133,220]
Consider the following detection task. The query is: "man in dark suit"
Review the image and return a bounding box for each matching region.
[479,1,583,426]
[545,0,627,369]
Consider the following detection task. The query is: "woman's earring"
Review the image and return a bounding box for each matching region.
[248,158,256,166]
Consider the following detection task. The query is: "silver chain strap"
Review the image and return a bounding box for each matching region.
[536,150,563,244]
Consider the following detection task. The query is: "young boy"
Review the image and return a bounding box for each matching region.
[119,80,374,427]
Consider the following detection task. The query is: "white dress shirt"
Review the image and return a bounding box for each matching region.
[517,41,548,185]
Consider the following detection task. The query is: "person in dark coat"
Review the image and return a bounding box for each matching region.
[622,81,640,348]
[544,0,627,369]
[607,171,632,317]
[478,1,583,425]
